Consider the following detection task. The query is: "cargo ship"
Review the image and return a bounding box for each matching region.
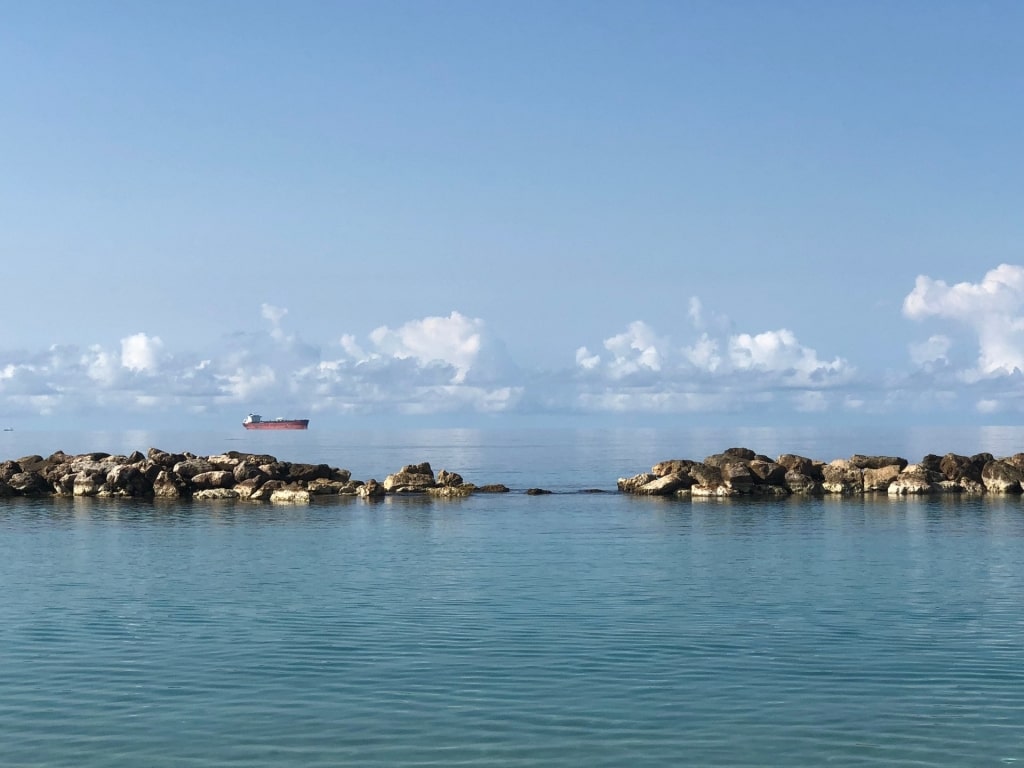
[243,414,309,430]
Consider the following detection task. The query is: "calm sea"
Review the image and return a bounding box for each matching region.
[2,426,1024,767]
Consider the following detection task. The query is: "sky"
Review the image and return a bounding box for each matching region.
[1,0,1023,429]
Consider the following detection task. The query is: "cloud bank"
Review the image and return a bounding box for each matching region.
[3,266,1024,426]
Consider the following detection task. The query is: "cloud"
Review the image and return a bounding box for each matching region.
[903,264,1024,376]
[6,276,1024,427]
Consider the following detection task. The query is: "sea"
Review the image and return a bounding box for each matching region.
[2,425,1024,767]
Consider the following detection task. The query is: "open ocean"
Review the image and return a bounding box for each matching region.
[2,426,1024,767]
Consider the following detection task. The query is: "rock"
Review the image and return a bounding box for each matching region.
[356,479,386,499]
[436,469,464,487]
[426,485,474,497]
[191,471,235,490]
[888,464,940,495]
[269,489,311,503]
[338,481,364,495]
[172,458,214,480]
[73,472,103,497]
[476,484,510,493]
[106,464,152,497]
[526,488,552,495]
[777,454,816,476]
[0,460,22,482]
[307,478,349,495]
[153,470,190,498]
[982,460,1024,493]
[8,471,49,495]
[383,462,436,492]
[617,473,657,493]
[195,488,239,500]
[634,473,691,496]
[784,470,823,495]
[748,459,786,485]
[939,453,983,484]
[863,465,901,492]
[721,462,755,493]
[821,464,864,494]
[651,459,697,477]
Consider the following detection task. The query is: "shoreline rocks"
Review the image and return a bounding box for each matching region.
[618,448,1024,498]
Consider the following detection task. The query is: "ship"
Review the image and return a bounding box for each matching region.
[243,413,309,430]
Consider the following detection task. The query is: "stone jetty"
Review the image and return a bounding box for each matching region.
[0,448,509,502]
[618,447,1024,497]
[3,445,1024,503]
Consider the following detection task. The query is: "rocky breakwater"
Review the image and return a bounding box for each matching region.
[0,449,512,503]
[618,447,1024,498]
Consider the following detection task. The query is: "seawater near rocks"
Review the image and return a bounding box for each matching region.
[618,448,1024,498]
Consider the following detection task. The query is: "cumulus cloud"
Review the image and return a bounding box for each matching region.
[366,311,483,384]
[121,333,164,373]
[903,264,1024,376]
[908,335,951,368]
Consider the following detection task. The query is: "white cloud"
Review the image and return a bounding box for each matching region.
[367,311,484,384]
[903,264,1024,375]
[601,321,664,378]
[909,335,951,367]
[121,333,163,373]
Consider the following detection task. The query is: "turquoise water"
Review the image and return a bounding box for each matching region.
[2,428,1024,766]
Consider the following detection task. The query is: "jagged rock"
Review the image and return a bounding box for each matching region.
[651,459,698,477]
[73,471,104,497]
[338,480,364,495]
[888,464,941,495]
[8,471,49,495]
[191,471,235,490]
[748,459,786,485]
[426,484,474,497]
[307,478,349,495]
[269,489,310,504]
[784,470,823,495]
[691,484,738,497]
[0,460,22,482]
[106,464,152,497]
[617,473,657,493]
[436,469,464,487]
[356,479,386,499]
[172,458,214,480]
[153,470,189,499]
[0,480,15,497]
[777,454,816,476]
[195,488,239,500]
[982,460,1024,493]
[721,462,755,493]
[634,473,691,496]
[287,463,334,483]
[233,461,269,485]
[822,464,864,494]
[863,465,901,492]
[234,477,265,499]
[383,461,436,492]
[476,484,510,493]
[939,453,983,484]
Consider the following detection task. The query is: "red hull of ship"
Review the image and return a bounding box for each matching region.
[243,420,309,430]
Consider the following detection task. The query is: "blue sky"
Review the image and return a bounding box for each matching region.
[2,1,1023,429]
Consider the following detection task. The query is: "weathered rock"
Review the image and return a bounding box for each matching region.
[172,458,214,480]
[982,460,1024,493]
[888,464,941,495]
[617,473,657,493]
[526,488,552,495]
[72,471,104,497]
[748,459,786,485]
[426,484,474,497]
[704,448,755,468]
[338,480,364,495]
[269,489,311,503]
[751,484,790,497]
[939,453,983,484]
[356,479,386,498]
[0,480,15,497]
[383,466,436,492]
[191,471,235,491]
[233,461,269,485]
[195,488,239,500]
[863,465,901,492]
[0,460,22,482]
[822,464,864,495]
[436,469,464,487]
[287,463,334,483]
[849,454,908,471]
[651,459,697,477]
[106,464,152,497]
[784,470,823,495]
[307,478,349,495]
[153,470,190,498]
[634,473,691,496]
[721,462,756,493]
[777,454,815,476]
[8,471,49,495]
[476,484,510,493]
